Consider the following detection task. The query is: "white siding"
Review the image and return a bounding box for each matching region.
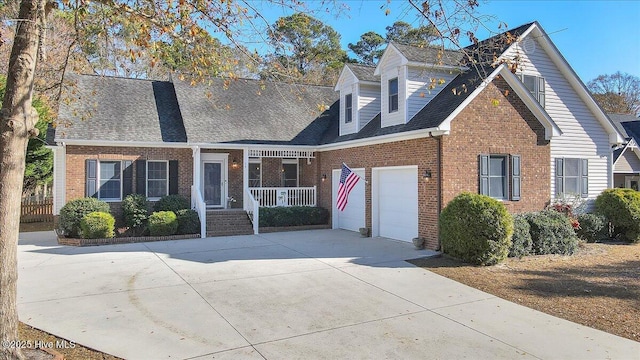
[506,38,612,201]
[406,66,458,120]
[53,146,66,215]
[358,84,381,131]
[615,150,640,173]
[380,49,405,128]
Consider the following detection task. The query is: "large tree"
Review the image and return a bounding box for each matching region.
[588,72,640,115]
[348,31,385,66]
[385,20,437,46]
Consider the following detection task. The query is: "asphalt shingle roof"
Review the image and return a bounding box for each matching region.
[391,42,464,67]
[55,75,187,143]
[172,78,337,144]
[345,63,378,82]
[609,113,640,140]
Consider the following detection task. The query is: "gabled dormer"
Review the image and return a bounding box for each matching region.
[374,43,464,128]
[334,63,381,136]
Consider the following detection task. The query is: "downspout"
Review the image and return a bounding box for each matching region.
[429,131,443,252]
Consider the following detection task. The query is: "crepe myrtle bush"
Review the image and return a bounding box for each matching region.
[439,192,513,265]
[58,197,111,238]
[80,212,115,239]
[148,211,178,236]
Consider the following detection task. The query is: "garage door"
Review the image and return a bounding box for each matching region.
[332,168,365,232]
[373,166,418,242]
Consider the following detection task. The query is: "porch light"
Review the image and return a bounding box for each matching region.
[232,158,239,168]
[423,169,432,181]
[322,174,327,182]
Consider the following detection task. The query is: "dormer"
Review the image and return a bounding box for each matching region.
[334,64,381,136]
[374,43,464,128]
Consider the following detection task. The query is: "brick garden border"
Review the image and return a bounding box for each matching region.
[58,233,200,246]
[259,224,331,233]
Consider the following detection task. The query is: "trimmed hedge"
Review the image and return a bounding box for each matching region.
[122,194,148,232]
[575,213,608,243]
[509,214,532,258]
[59,198,111,238]
[259,206,329,227]
[439,192,513,266]
[153,194,190,213]
[524,210,579,255]
[148,211,178,236]
[595,188,640,243]
[80,212,115,239]
[176,209,201,235]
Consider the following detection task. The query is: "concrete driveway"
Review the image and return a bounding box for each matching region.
[17,230,640,360]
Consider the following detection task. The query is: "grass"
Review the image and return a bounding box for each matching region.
[409,241,640,342]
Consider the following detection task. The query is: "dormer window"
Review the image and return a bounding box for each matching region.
[520,74,545,108]
[389,78,398,113]
[345,93,353,123]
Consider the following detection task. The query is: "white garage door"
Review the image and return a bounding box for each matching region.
[373,166,418,242]
[332,168,365,232]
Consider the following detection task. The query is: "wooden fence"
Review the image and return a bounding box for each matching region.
[20,197,54,223]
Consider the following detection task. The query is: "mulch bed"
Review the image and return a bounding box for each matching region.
[409,242,640,342]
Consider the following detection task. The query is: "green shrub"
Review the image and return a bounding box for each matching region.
[148,211,178,236]
[79,212,115,239]
[524,210,579,255]
[176,209,201,235]
[439,192,513,266]
[259,206,329,227]
[153,194,190,213]
[509,214,532,258]
[122,194,148,231]
[59,198,111,237]
[595,188,640,243]
[575,213,608,243]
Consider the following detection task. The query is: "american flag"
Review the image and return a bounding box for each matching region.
[336,163,360,211]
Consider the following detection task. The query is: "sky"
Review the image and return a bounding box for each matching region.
[256,0,640,84]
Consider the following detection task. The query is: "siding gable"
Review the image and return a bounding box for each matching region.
[406,66,458,120]
[615,148,640,173]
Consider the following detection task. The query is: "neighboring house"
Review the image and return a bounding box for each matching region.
[610,113,640,190]
[49,21,624,250]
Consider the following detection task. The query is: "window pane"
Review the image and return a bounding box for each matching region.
[99,161,120,199]
[148,161,167,180]
[249,163,261,187]
[282,163,297,187]
[389,78,398,95]
[489,177,506,198]
[390,94,398,112]
[99,180,120,199]
[523,75,536,94]
[148,180,167,198]
[565,177,579,195]
[489,157,505,176]
[565,158,580,176]
[100,162,120,180]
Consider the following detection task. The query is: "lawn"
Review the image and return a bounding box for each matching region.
[409,242,640,342]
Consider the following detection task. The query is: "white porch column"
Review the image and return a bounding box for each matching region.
[192,146,201,207]
[243,147,249,208]
[52,145,66,215]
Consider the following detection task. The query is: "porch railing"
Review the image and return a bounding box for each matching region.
[249,186,316,207]
[245,188,259,234]
[191,185,207,238]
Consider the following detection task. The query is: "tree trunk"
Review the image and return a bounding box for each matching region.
[0,0,43,359]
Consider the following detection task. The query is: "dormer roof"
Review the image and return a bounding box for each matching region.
[345,63,379,83]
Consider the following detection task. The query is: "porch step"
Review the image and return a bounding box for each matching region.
[206,209,254,237]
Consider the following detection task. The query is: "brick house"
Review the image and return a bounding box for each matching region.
[48,22,623,249]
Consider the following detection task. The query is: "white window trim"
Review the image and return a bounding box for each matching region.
[389,77,399,113]
[345,93,353,123]
[282,158,299,187]
[249,157,262,188]
[97,160,122,202]
[519,73,545,108]
[146,160,169,201]
[488,155,509,200]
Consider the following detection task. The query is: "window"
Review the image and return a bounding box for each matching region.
[388,78,398,113]
[98,161,121,200]
[147,161,168,199]
[519,74,545,107]
[556,158,588,197]
[345,94,353,123]
[282,159,298,187]
[249,158,261,187]
[479,154,521,200]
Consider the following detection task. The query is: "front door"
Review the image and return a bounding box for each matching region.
[625,176,639,191]
[203,161,224,207]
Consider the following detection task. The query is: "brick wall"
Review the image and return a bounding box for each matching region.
[440,77,551,213]
[317,138,440,249]
[65,146,193,220]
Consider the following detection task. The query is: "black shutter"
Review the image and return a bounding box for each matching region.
[479,155,489,195]
[581,159,589,198]
[511,155,521,201]
[86,159,98,198]
[169,160,179,195]
[136,160,146,196]
[122,160,133,197]
[555,158,564,196]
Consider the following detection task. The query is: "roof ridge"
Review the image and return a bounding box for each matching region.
[73,73,170,83]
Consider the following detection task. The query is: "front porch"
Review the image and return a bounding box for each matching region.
[190,147,320,237]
